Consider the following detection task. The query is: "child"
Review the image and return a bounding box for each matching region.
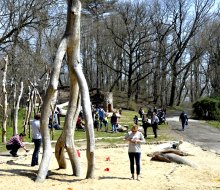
[172,140,183,150]
[103,116,108,132]
[133,115,138,125]
[94,112,99,131]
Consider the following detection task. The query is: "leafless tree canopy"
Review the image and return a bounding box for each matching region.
[0,0,219,109]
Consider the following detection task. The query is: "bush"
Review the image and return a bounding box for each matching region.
[127,100,137,111]
[192,97,220,120]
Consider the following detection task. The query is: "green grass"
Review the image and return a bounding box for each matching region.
[206,120,220,129]
[0,109,175,152]
[0,109,135,152]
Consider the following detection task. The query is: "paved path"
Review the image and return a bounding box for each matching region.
[166,116,220,154]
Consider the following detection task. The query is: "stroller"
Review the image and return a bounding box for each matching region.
[157,109,166,125]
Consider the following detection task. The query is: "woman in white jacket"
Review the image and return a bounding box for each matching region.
[124,125,145,181]
[31,113,42,166]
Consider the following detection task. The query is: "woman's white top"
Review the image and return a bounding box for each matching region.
[32,119,42,139]
[124,131,145,153]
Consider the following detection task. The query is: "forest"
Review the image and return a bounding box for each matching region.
[0,0,220,108]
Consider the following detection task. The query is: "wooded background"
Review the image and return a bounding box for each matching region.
[0,0,220,109]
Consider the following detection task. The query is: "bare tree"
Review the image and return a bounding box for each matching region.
[149,1,174,106]
[163,0,215,106]
[203,18,220,96]
[81,0,117,90]
[1,55,8,142]
[105,1,153,100]
[36,0,95,182]
[13,81,24,135]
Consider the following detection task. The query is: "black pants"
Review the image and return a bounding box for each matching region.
[6,144,20,155]
[152,123,158,138]
[181,120,186,130]
[143,122,151,138]
[31,139,41,166]
[128,152,141,175]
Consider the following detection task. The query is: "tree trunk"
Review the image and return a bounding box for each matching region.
[169,64,177,106]
[36,39,67,182]
[13,81,23,135]
[55,72,81,176]
[2,55,8,143]
[23,86,33,136]
[176,65,190,106]
[127,56,133,99]
[74,65,95,179]
[65,0,95,178]
[160,61,167,107]
[153,47,161,104]
[36,0,95,182]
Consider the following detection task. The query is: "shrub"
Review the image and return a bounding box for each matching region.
[127,100,137,111]
[192,97,220,120]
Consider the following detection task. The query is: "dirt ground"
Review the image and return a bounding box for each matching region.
[0,141,220,190]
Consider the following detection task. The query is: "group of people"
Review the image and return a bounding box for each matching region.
[136,107,188,138]
[93,107,119,133]
[135,107,161,139]
[93,107,108,132]
[6,113,41,167]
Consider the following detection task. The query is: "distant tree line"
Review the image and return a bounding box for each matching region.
[0,0,220,111]
[193,97,220,120]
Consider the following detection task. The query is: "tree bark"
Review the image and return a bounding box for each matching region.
[169,64,177,107]
[23,86,33,136]
[55,72,81,175]
[36,0,95,182]
[65,0,95,178]
[36,38,67,182]
[2,55,8,143]
[13,81,24,135]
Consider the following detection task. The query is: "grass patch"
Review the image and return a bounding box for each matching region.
[206,121,220,129]
[0,109,176,153]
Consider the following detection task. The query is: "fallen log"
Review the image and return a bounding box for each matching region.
[147,149,197,168]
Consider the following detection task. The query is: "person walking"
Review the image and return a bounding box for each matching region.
[31,113,42,166]
[98,107,105,130]
[138,107,144,118]
[179,111,188,131]
[111,112,118,133]
[124,125,145,181]
[142,114,151,138]
[151,111,159,138]
[6,133,29,157]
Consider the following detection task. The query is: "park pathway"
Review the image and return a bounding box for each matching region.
[166,116,220,155]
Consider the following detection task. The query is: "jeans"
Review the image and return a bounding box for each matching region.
[99,117,104,129]
[31,139,41,166]
[112,123,117,132]
[128,152,141,175]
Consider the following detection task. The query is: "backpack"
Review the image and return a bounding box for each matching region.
[155,116,159,124]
